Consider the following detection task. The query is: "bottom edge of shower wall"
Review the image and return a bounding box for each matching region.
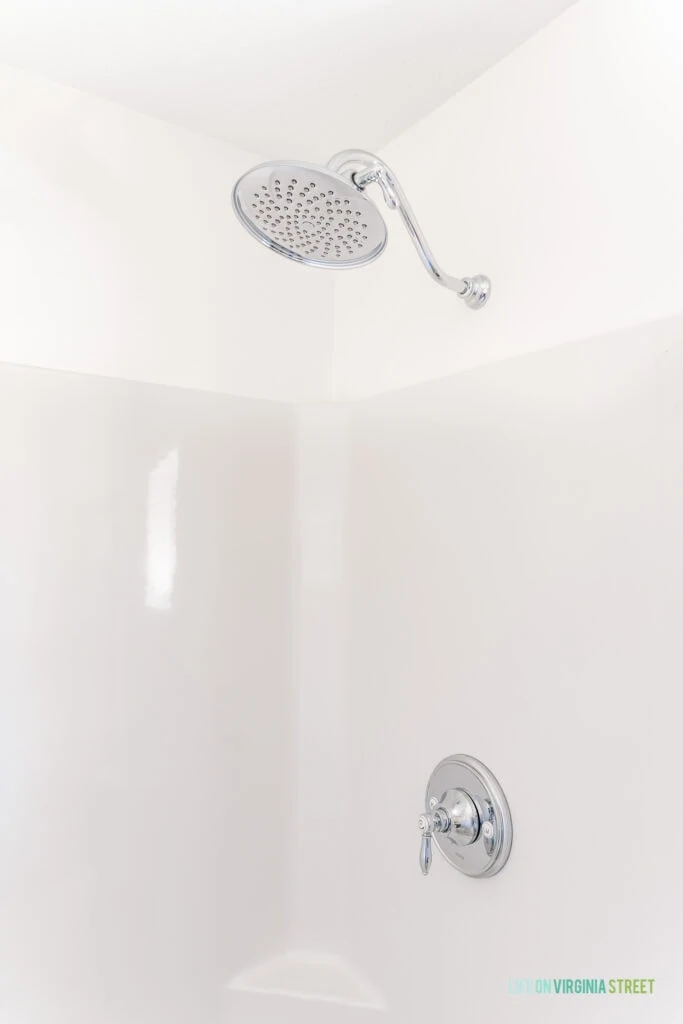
[224,950,386,1022]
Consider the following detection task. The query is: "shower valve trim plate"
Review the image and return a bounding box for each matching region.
[419,754,513,878]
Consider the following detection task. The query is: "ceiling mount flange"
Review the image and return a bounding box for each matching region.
[461,275,491,310]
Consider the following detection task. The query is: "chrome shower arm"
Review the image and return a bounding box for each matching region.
[326,149,490,309]
[328,150,468,294]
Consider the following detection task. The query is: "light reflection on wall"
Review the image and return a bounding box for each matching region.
[145,449,178,611]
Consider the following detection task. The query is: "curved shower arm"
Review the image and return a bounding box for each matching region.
[326,149,490,309]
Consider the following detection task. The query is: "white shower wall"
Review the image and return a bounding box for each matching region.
[340,313,683,1021]
[223,312,683,1022]
[4,315,682,1022]
[0,363,296,1023]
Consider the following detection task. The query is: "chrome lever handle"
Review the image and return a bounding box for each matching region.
[417,791,480,876]
[419,833,432,875]
[418,814,434,875]
[418,809,451,876]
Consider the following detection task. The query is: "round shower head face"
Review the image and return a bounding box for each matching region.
[232,161,387,269]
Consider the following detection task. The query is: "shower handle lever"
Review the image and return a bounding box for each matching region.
[417,788,480,876]
[417,813,436,876]
[326,149,490,309]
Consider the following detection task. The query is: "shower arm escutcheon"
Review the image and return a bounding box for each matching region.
[326,150,490,309]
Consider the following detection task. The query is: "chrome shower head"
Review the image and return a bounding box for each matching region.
[232,161,387,269]
[232,149,490,309]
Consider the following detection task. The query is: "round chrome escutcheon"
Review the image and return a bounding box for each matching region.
[425,754,513,877]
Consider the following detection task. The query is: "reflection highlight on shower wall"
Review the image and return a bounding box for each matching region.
[145,449,179,611]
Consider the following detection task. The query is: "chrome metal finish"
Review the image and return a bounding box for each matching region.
[461,274,491,310]
[417,814,433,876]
[419,754,512,878]
[231,150,491,306]
[327,149,491,307]
[232,161,387,268]
[417,786,480,876]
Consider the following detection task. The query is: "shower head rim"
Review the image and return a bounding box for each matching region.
[231,160,388,270]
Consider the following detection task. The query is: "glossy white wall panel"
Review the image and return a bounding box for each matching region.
[342,315,683,1020]
[0,363,295,1023]
[4,323,683,1021]
[290,405,350,949]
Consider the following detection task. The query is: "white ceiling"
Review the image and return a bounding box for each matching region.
[0,0,575,159]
